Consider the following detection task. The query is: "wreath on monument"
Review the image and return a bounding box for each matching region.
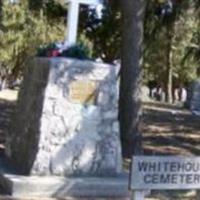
[37,42,92,60]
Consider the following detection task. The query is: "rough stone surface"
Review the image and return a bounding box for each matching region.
[6,58,122,177]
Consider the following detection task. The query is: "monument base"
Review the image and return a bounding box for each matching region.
[0,174,129,199]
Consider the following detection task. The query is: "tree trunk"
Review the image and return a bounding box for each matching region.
[119,0,145,158]
[165,27,173,104]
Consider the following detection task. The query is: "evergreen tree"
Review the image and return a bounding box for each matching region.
[0,0,65,86]
[79,0,121,62]
[144,0,199,102]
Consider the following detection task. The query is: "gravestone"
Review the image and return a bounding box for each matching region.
[185,79,200,113]
[0,58,128,198]
[140,86,150,102]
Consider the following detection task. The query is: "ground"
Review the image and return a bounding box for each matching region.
[0,90,200,199]
[142,102,200,156]
[142,102,200,200]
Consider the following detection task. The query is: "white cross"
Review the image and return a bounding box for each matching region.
[65,0,101,46]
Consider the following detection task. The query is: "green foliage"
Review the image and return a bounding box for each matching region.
[79,0,121,62]
[28,0,67,19]
[61,43,93,60]
[0,0,65,79]
[183,23,200,73]
[79,0,200,88]
[143,0,200,87]
[0,0,200,88]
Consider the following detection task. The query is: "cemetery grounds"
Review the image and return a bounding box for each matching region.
[0,90,200,200]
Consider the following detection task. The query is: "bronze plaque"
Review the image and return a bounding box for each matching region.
[69,80,97,104]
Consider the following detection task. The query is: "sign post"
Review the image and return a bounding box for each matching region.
[132,191,146,200]
[130,156,200,200]
[66,0,101,46]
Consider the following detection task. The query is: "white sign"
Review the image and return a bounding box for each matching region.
[65,0,101,46]
[131,156,200,190]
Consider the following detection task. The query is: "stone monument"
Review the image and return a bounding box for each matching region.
[0,58,128,198]
[6,58,122,176]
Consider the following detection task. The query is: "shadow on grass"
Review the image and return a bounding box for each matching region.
[142,102,200,156]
